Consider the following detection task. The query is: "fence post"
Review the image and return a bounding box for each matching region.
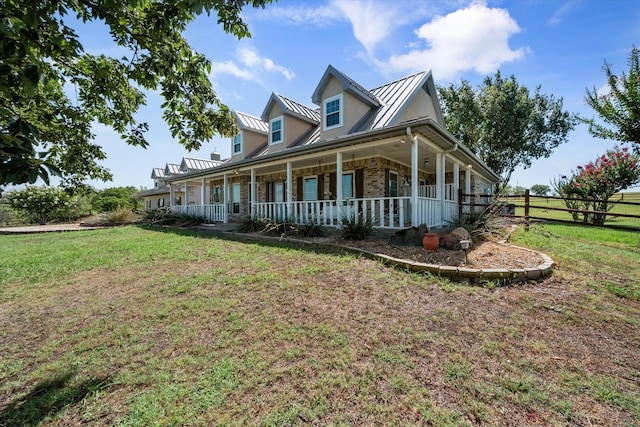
[524,189,530,231]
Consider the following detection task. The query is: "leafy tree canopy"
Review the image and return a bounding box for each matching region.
[584,46,640,153]
[438,71,578,192]
[92,185,142,212]
[1,0,269,187]
[530,184,550,196]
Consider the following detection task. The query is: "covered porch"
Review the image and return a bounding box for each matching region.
[168,123,494,230]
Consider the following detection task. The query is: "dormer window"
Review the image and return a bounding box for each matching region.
[233,133,242,154]
[323,94,343,130]
[270,116,283,144]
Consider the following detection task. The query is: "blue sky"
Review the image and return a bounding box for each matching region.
[78,0,639,191]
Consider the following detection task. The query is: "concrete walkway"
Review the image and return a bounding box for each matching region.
[0,223,103,234]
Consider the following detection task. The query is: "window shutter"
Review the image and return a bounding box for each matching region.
[355,169,364,198]
[317,173,324,200]
[384,169,390,197]
[297,176,303,201]
[329,172,336,200]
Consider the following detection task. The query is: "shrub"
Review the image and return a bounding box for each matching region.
[107,207,138,223]
[341,212,375,241]
[236,215,269,233]
[6,186,72,224]
[448,200,502,240]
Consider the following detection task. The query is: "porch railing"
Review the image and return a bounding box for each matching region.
[171,203,227,223]
[254,197,414,229]
[419,184,455,201]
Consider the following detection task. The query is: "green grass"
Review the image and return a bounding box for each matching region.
[1,225,639,426]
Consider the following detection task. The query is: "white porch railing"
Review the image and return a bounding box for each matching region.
[254,197,414,229]
[419,184,455,200]
[171,204,227,223]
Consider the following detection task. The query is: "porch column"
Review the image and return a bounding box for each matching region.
[336,152,343,201]
[286,161,292,216]
[453,161,460,202]
[411,136,419,225]
[436,152,444,226]
[200,178,206,205]
[223,174,229,223]
[184,183,189,205]
[169,184,175,207]
[250,168,256,216]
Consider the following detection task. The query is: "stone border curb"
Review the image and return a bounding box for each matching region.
[188,225,554,285]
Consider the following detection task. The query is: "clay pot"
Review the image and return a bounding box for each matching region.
[422,233,439,252]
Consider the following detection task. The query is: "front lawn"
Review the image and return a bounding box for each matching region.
[1,225,638,426]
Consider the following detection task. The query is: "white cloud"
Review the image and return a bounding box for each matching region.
[548,0,582,26]
[256,3,342,27]
[331,0,399,54]
[379,2,527,81]
[210,47,295,82]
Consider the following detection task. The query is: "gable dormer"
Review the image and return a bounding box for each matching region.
[165,163,182,177]
[260,93,319,154]
[151,167,165,188]
[311,65,380,140]
[230,111,268,161]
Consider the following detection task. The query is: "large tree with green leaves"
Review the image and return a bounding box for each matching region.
[438,72,578,192]
[584,46,640,153]
[1,0,268,187]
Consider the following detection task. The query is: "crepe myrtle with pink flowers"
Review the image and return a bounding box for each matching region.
[553,146,640,224]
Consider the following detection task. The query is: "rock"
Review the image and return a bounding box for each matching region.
[389,224,428,247]
[440,227,473,250]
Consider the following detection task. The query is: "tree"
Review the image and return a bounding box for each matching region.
[92,186,142,212]
[439,72,578,193]
[584,46,640,153]
[6,185,72,224]
[530,184,550,196]
[553,146,640,224]
[1,1,268,187]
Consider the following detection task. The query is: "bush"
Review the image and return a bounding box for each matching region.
[236,215,269,233]
[107,207,138,223]
[5,186,72,224]
[341,212,375,241]
[237,216,325,238]
[448,200,502,240]
[149,209,205,226]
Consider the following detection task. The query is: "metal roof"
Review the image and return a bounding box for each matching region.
[234,111,268,134]
[366,71,430,130]
[151,167,165,179]
[260,92,320,124]
[181,157,222,172]
[311,65,380,107]
[165,163,182,176]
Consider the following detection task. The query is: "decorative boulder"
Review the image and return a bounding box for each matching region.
[440,227,473,250]
[389,224,428,247]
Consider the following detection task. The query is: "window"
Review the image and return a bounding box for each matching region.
[232,183,241,214]
[213,186,220,203]
[270,116,283,144]
[342,173,353,199]
[157,198,165,207]
[323,94,343,130]
[233,133,242,154]
[389,172,398,198]
[303,177,317,201]
[274,182,284,203]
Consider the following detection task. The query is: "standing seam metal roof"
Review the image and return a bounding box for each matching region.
[275,93,320,123]
[235,111,268,134]
[367,71,428,130]
[181,157,222,171]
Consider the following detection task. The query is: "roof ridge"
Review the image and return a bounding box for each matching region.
[369,70,428,92]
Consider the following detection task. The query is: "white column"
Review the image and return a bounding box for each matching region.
[200,178,206,205]
[250,168,256,217]
[411,136,419,225]
[436,152,444,226]
[453,161,460,202]
[184,183,189,205]
[169,184,175,207]
[286,161,293,216]
[336,152,343,202]
[223,174,229,223]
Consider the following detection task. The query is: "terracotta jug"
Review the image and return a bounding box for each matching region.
[422,233,439,252]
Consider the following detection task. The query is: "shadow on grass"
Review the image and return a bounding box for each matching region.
[0,372,112,426]
[136,223,366,257]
